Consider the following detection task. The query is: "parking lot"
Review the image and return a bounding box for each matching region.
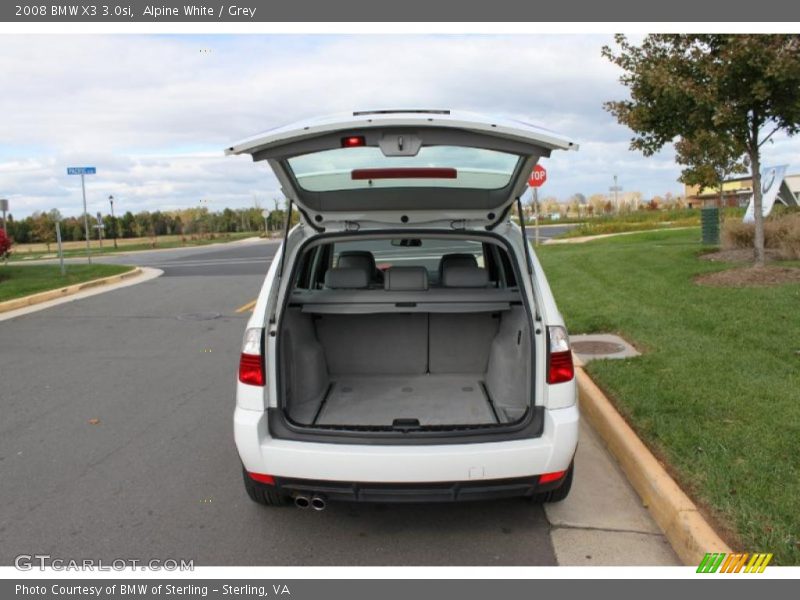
[0,234,677,566]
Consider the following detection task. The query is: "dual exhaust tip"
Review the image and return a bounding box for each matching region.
[294,494,326,511]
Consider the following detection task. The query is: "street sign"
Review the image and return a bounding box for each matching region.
[67,167,96,175]
[528,164,547,187]
[67,166,97,263]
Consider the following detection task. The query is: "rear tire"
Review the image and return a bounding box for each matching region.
[532,461,574,503]
[242,467,291,507]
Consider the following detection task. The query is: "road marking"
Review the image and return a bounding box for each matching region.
[235,299,257,313]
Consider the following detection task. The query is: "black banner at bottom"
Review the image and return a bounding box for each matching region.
[2,579,793,600]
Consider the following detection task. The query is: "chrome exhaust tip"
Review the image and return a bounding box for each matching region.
[310,495,327,511]
[294,495,310,509]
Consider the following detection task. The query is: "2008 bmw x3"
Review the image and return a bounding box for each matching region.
[227,110,579,510]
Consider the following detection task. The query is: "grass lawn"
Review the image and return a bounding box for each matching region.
[0,264,133,303]
[537,228,800,565]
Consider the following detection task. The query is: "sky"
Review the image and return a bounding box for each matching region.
[1,34,799,219]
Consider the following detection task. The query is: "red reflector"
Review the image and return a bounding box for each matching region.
[247,472,275,485]
[238,353,265,386]
[539,470,567,484]
[341,135,366,148]
[547,350,574,384]
[351,167,457,180]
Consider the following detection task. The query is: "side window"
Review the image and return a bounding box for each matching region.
[498,246,517,287]
[292,247,316,290]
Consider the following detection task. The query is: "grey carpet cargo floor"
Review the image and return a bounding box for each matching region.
[315,374,497,426]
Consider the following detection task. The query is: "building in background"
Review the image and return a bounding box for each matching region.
[685,172,800,209]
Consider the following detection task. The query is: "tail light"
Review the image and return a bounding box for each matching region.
[238,327,265,386]
[539,470,567,484]
[547,325,574,384]
[247,471,275,485]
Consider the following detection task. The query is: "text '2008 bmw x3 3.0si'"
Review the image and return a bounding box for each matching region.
[226,109,579,510]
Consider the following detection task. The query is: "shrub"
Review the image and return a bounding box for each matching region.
[0,229,11,258]
[722,211,800,259]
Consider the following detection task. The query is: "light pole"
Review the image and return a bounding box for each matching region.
[0,198,8,236]
[609,175,623,211]
[109,195,118,249]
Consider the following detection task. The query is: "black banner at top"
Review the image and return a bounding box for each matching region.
[4,0,800,22]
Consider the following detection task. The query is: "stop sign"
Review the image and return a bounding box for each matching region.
[528,164,547,187]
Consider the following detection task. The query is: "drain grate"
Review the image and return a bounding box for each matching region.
[177,312,221,321]
[572,340,626,355]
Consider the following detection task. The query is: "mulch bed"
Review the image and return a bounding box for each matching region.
[695,266,800,287]
[699,248,783,263]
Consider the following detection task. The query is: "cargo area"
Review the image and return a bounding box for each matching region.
[279,307,533,429]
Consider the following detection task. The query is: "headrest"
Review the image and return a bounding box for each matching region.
[383,266,429,291]
[439,253,478,277]
[337,251,377,274]
[442,265,490,288]
[324,267,369,289]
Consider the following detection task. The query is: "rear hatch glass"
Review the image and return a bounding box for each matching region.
[288,146,520,192]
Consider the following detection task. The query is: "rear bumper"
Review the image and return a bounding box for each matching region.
[234,403,579,484]
[262,474,565,503]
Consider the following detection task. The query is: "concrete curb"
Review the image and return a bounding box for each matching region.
[0,267,142,314]
[575,366,732,565]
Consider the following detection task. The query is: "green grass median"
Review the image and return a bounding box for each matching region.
[0,264,133,303]
[537,228,800,565]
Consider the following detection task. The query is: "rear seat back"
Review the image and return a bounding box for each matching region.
[441,265,490,288]
[384,266,429,291]
[337,250,383,286]
[315,313,428,375]
[438,253,478,282]
[324,267,369,289]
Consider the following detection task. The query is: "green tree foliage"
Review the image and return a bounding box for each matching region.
[675,130,747,207]
[11,203,299,245]
[603,34,800,266]
[30,211,57,252]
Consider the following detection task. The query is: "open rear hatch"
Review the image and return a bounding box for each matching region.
[269,232,545,444]
[226,109,578,227]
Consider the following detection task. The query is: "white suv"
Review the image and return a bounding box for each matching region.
[227,110,579,510]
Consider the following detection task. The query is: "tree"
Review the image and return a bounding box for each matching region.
[587,194,606,215]
[675,129,747,210]
[603,34,800,267]
[30,211,56,252]
[120,211,136,238]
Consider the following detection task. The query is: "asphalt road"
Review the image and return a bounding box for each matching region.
[0,238,563,566]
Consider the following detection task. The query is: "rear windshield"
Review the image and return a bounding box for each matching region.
[334,238,485,276]
[287,146,520,192]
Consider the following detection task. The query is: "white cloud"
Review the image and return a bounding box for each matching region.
[1,34,798,218]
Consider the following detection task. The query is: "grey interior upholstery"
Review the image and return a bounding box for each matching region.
[324,267,369,289]
[316,375,495,426]
[383,266,429,291]
[438,253,478,281]
[280,307,532,426]
[337,250,383,285]
[315,313,428,375]
[441,265,490,288]
[485,306,531,421]
[428,313,498,373]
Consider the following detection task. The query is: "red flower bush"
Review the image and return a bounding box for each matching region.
[0,229,11,258]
